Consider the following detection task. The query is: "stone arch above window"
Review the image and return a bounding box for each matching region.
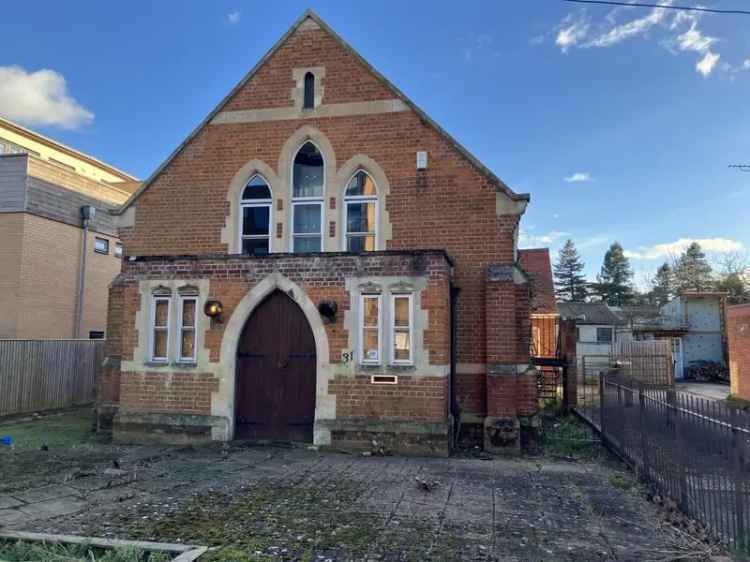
[278,126,337,252]
[335,155,392,252]
[221,159,281,254]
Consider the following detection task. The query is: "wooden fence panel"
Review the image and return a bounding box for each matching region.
[0,340,102,417]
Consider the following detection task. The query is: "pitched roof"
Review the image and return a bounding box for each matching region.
[112,9,529,215]
[557,302,626,325]
[0,115,138,184]
[518,248,557,314]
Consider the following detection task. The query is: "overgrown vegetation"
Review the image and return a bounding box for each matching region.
[0,541,171,562]
[541,414,601,459]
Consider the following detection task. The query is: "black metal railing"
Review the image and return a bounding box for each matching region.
[599,372,749,552]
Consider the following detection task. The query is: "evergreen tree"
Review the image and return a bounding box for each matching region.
[592,242,634,306]
[651,262,674,306]
[716,272,750,304]
[553,239,588,302]
[673,242,714,293]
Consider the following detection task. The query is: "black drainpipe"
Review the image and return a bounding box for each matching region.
[450,285,461,449]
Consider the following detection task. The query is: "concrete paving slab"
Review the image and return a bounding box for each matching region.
[11,485,79,504]
[18,498,87,520]
[0,495,24,509]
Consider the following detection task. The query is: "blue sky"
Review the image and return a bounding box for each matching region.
[1,1,748,286]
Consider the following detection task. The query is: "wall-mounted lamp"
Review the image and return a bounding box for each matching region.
[318,300,338,323]
[204,300,224,323]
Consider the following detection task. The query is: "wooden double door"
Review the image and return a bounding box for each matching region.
[235,290,316,442]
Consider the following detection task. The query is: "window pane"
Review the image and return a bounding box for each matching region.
[363,328,379,361]
[153,330,167,359]
[242,238,269,256]
[242,176,271,200]
[181,329,195,359]
[95,238,109,253]
[114,243,123,258]
[154,301,168,327]
[394,330,411,361]
[363,297,379,326]
[242,206,270,236]
[293,203,321,234]
[182,300,195,327]
[293,236,321,253]
[394,297,410,327]
[346,202,375,234]
[293,142,323,198]
[345,171,376,197]
[347,235,375,253]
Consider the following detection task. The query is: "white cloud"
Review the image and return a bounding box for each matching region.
[0,65,93,130]
[556,16,589,53]
[564,172,592,183]
[519,229,570,248]
[550,4,739,78]
[624,238,745,260]
[584,4,669,48]
[696,51,720,77]
[227,11,241,24]
[675,24,716,54]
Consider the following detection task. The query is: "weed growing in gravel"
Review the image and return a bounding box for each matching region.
[0,541,171,562]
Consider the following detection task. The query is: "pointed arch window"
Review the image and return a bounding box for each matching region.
[292,142,324,253]
[240,174,272,256]
[344,170,378,252]
[303,72,315,110]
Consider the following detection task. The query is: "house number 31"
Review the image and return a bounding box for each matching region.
[341,350,354,363]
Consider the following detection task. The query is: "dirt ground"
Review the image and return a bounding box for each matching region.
[0,410,717,562]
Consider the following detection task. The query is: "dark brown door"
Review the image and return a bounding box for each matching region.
[235,290,316,442]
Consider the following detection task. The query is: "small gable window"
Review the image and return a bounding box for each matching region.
[240,174,272,256]
[344,170,377,252]
[303,72,315,110]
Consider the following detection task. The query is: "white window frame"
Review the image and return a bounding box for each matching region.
[239,174,273,255]
[150,296,171,363]
[343,170,378,252]
[290,141,325,253]
[94,237,109,254]
[359,293,382,365]
[177,296,197,363]
[390,293,414,366]
[291,200,324,253]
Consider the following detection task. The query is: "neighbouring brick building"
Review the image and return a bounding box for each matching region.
[0,116,139,339]
[728,304,750,400]
[99,11,538,455]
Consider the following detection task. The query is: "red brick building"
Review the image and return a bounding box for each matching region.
[728,304,750,400]
[97,11,537,455]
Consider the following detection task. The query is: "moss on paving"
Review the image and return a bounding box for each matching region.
[0,540,171,562]
[129,480,470,561]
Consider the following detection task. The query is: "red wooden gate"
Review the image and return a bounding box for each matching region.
[235,290,316,442]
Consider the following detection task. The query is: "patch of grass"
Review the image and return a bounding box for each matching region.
[609,472,633,490]
[542,415,601,459]
[726,395,750,410]
[0,540,171,562]
[0,407,98,450]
